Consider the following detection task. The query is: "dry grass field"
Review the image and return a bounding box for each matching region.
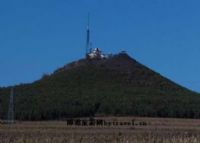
[1,117,200,143]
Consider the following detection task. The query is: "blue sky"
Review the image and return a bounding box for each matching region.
[0,0,200,92]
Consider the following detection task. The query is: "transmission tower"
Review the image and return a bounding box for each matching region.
[86,13,90,58]
[7,88,14,124]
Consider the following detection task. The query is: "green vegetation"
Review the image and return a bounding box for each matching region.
[0,53,200,120]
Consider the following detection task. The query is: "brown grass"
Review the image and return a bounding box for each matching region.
[1,117,200,143]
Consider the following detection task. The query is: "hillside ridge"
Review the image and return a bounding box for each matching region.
[0,52,200,120]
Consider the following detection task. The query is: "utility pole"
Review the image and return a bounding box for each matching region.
[7,88,14,124]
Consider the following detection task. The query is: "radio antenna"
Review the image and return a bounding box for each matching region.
[86,13,90,58]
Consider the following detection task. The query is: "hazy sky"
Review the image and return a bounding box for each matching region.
[0,0,200,92]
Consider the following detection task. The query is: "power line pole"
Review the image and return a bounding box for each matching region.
[7,88,14,124]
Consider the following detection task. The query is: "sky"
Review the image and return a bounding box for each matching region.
[0,0,200,92]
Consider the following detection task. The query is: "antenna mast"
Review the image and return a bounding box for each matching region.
[7,88,14,124]
[86,13,90,58]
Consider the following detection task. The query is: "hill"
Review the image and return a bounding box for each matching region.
[0,53,200,120]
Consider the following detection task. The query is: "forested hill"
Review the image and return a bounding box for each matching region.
[0,53,200,120]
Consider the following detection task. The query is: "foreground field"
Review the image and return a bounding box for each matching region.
[1,117,200,143]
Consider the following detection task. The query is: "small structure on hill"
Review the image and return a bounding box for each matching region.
[87,48,109,59]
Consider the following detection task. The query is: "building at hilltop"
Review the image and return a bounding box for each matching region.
[87,48,109,59]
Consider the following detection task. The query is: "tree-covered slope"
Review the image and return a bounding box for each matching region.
[0,53,200,120]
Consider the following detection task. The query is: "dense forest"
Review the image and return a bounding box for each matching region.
[0,53,200,120]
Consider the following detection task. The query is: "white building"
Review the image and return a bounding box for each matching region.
[87,48,109,59]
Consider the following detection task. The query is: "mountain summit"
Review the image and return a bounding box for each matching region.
[0,52,200,120]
